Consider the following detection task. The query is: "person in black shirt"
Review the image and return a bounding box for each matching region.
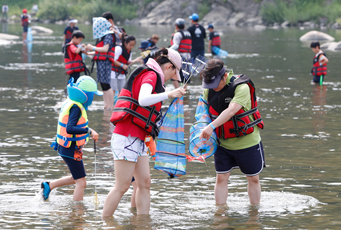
[207,24,221,56]
[187,13,206,59]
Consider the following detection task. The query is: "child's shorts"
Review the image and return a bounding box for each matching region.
[312,75,324,84]
[62,156,86,180]
[111,133,147,162]
[214,142,265,176]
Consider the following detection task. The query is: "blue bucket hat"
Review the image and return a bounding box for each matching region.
[189,13,199,21]
[139,40,149,49]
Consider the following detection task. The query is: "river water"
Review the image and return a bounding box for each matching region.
[1,22,341,229]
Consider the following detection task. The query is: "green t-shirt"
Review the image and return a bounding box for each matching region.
[203,70,261,150]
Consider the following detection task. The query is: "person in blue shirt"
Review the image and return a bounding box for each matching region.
[62,19,79,53]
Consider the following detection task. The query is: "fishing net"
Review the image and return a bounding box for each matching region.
[154,97,186,178]
[188,96,218,159]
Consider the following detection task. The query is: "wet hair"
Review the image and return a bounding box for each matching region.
[153,48,176,69]
[200,59,225,84]
[72,30,85,39]
[310,41,320,48]
[102,12,114,21]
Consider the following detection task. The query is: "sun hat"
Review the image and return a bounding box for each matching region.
[166,49,182,82]
[69,19,78,24]
[92,17,114,39]
[139,40,149,49]
[202,66,226,89]
[189,13,199,21]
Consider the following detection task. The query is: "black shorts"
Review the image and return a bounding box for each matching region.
[100,82,111,91]
[312,75,324,83]
[214,142,265,176]
[62,156,86,180]
[23,26,28,33]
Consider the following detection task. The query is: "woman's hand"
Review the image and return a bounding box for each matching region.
[199,125,213,141]
[86,44,94,51]
[167,87,186,98]
[89,128,99,142]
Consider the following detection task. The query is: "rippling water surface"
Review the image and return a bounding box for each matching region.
[1,23,341,229]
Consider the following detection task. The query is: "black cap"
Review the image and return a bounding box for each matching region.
[102,12,114,21]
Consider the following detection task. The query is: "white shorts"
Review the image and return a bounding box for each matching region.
[111,133,147,162]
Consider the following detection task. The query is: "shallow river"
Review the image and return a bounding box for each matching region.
[1,22,341,229]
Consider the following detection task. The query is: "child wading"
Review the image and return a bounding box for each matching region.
[62,19,79,53]
[111,35,141,97]
[310,41,329,85]
[64,30,89,83]
[42,76,102,201]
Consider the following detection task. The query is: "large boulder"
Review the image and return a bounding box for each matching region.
[0,33,20,40]
[320,41,341,51]
[202,0,262,26]
[139,0,198,25]
[30,26,53,35]
[299,30,334,42]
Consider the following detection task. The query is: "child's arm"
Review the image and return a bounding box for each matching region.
[319,54,329,65]
[66,105,98,142]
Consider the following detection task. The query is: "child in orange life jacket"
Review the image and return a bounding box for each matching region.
[310,41,329,85]
[111,35,142,97]
[64,30,88,83]
[41,76,102,201]
[207,24,221,56]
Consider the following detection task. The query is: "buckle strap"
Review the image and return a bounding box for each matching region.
[58,121,88,128]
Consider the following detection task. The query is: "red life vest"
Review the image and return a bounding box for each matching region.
[64,43,85,75]
[312,52,327,76]
[211,31,221,47]
[110,65,165,138]
[208,75,264,139]
[170,30,192,53]
[21,15,29,26]
[92,34,115,63]
[112,45,130,73]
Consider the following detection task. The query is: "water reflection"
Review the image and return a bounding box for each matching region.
[2,21,8,33]
[311,85,327,133]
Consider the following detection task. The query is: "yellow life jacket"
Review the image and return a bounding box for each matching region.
[56,99,89,148]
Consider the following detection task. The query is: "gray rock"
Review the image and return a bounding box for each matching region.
[31,26,54,35]
[0,33,20,40]
[320,41,341,51]
[139,0,198,25]
[299,30,334,41]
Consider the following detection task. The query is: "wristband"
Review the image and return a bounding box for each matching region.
[320,63,322,66]
[93,47,96,51]
[209,123,216,130]
[120,63,123,68]
[88,128,92,135]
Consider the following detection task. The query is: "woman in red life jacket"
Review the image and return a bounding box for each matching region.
[102,48,186,217]
[111,35,142,97]
[86,17,119,110]
[64,30,89,83]
[310,41,329,85]
[199,59,265,206]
